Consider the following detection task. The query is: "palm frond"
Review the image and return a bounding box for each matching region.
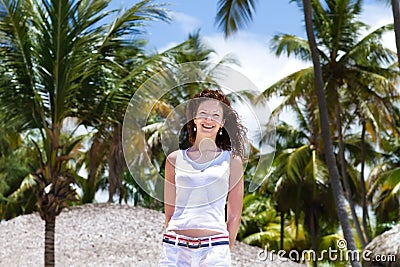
[215,0,257,37]
[98,0,170,49]
[270,34,312,62]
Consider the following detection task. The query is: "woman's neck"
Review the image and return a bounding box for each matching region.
[191,138,220,152]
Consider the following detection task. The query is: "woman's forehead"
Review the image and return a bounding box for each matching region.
[197,99,223,111]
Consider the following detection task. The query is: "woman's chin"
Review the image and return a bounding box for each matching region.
[197,131,218,138]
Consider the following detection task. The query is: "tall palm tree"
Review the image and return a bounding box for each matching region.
[377,0,400,67]
[390,0,400,66]
[0,0,168,265]
[268,0,398,246]
[215,1,361,265]
[300,1,360,265]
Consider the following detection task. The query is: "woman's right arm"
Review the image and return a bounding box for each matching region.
[164,152,177,228]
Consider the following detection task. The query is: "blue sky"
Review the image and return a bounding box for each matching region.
[142,1,306,49]
[109,1,394,89]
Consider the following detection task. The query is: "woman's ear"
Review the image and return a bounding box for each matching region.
[221,119,225,127]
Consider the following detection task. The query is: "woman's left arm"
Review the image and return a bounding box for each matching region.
[226,155,244,250]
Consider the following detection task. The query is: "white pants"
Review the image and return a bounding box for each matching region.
[158,234,231,267]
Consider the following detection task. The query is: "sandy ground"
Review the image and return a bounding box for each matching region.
[0,203,304,266]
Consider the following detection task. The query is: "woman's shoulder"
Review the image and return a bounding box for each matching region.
[166,149,183,165]
[229,153,243,165]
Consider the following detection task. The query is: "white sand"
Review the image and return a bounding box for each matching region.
[0,203,304,266]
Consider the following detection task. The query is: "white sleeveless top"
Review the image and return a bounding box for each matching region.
[166,148,231,235]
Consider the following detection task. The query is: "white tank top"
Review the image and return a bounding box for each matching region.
[166,148,231,235]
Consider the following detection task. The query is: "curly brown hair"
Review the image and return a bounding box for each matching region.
[185,89,247,159]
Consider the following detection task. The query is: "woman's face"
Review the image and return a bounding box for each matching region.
[193,99,225,137]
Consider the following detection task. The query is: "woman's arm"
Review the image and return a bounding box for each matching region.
[226,155,244,250]
[164,151,177,228]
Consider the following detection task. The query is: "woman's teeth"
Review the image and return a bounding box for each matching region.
[202,124,214,129]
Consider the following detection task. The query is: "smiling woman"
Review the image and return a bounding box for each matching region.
[159,88,248,266]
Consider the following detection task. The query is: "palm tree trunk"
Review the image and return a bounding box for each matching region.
[84,132,106,204]
[391,0,400,67]
[301,1,360,266]
[335,104,367,248]
[108,125,124,202]
[310,211,318,267]
[35,126,77,267]
[360,120,372,242]
[44,217,56,267]
[280,212,285,250]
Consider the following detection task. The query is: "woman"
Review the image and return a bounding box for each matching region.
[159,88,247,266]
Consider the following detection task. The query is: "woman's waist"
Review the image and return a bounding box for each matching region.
[171,229,226,238]
[166,220,229,237]
[167,229,225,238]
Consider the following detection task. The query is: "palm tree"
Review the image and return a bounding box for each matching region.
[269,0,398,246]
[390,0,400,66]
[300,1,360,265]
[215,1,361,265]
[0,0,169,265]
[377,0,400,67]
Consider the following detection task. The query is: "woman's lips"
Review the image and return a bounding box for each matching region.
[201,123,215,130]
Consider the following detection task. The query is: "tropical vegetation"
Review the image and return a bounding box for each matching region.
[0,0,399,267]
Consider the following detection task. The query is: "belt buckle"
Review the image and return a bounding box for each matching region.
[186,239,201,249]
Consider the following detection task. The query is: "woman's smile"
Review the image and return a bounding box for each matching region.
[201,123,216,130]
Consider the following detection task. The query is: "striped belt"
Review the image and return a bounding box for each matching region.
[162,233,230,249]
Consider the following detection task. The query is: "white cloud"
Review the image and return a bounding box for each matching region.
[156,31,307,107]
[361,3,396,51]
[158,30,311,98]
[203,31,310,107]
[169,11,202,34]
[362,2,393,28]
